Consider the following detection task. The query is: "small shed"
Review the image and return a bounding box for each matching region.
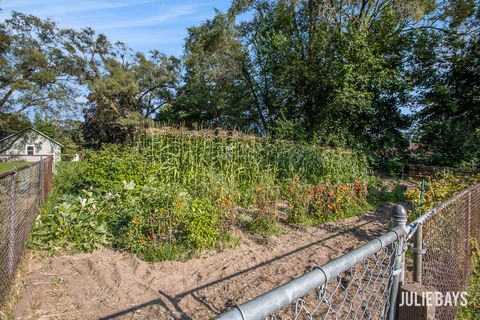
[0,127,63,162]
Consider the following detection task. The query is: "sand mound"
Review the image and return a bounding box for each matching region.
[9,207,392,319]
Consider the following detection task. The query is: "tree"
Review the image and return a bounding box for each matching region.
[172,0,440,156]
[33,113,84,152]
[0,12,78,118]
[413,0,479,167]
[57,28,180,147]
[166,12,261,131]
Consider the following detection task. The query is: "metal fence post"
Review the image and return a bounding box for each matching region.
[7,172,17,278]
[413,179,425,283]
[413,224,423,283]
[39,156,44,206]
[388,204,408,320]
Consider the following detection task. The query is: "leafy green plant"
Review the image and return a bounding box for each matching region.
[182,199,221,249]
[31,189,112,253]
[405,172,480,213]
[367,179,406,206]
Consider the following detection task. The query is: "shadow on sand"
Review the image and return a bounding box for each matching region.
[99,209,392,320]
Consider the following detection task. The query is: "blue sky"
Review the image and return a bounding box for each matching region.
[0,0,231,56]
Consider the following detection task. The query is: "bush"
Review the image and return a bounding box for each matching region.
[32,179,229,260]
[405,172,480,214]
[283,177,369,224]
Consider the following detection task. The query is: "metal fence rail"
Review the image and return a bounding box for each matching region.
[0,156,53,303]
[218,183,480,320]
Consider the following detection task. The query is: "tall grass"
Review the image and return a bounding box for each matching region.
[138,126,368,191]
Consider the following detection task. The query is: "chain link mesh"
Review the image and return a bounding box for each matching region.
[412,184,480,320]
[0,156,54,303]
[220,184,480,320]
[267,241,399,320]
[0,154,53,163]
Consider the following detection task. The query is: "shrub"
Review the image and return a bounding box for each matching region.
[405,172,480,214]
[283,177,369,225]
[82,145,151,191]
[366,177,406,206]
[182,199,221,248]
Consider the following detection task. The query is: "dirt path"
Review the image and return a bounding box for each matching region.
[9,206,394,320]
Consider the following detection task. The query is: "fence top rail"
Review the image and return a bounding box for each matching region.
[0,154,52,156]
[217,225,406,320]
[406,182,480,239]
[0,155,53,179]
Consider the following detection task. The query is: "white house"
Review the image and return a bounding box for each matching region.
[0,127,63,162]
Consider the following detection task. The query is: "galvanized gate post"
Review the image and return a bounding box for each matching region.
[388,205,408,320]
[413,178,425,283]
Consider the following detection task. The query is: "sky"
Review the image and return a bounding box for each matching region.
[0,0,232,56]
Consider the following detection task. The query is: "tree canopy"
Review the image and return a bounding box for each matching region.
[1,1,479,167]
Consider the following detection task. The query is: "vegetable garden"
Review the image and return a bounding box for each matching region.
[30,127,377,261]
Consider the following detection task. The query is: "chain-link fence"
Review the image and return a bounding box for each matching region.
[218,213,409,320]
[269,240,400,319]
[406,183,480,320]
[0,154,53,163]
[0,156,53,303]
[218,184,480,320]
[60,154,81,162]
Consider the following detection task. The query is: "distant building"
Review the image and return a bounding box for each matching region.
[0,127,63,162]
[409,142,419,151]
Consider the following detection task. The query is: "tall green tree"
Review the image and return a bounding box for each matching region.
[33,113,84,152]
[0,12,77,117]
[414,1,480,166]
[166,12,260,131]
[171,0,440,156]
[58,28,180,147]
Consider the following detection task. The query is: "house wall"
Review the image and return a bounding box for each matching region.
[0,130,61,162]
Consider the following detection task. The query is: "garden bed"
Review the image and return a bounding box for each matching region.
[6,206,394,319]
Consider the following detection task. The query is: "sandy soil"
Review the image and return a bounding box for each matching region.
[8,206,395,320]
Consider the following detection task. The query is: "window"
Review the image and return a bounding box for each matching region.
[26,145,35,155]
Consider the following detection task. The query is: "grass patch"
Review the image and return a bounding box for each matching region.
[0,162,30,174]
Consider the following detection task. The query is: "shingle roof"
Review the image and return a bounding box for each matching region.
[0,127,64,147]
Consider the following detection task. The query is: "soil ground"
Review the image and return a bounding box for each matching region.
[6,205,394,320]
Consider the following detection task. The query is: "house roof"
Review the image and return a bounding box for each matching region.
[0,127,64,147]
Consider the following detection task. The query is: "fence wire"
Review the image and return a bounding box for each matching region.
[268,241,399,320]
[0,154,53,163]
[0,156,53,303]
[219,183,480,320]
[408,184,480,320]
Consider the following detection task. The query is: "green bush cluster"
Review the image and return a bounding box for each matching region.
[33,178,228,260]
[31,128,376,261]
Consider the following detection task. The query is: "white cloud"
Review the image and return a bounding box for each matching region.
[0,0,154,16]
[95,4,199,29]
[0,0,229,55]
